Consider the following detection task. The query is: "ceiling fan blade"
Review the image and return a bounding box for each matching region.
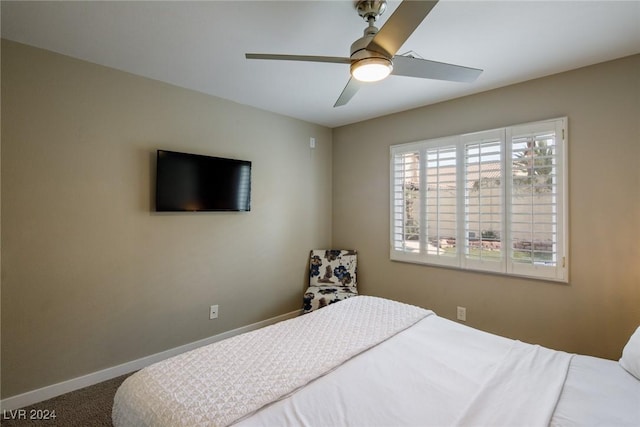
[367,0,439,58]
[392,55,482,82]
[245,53,351,64]
[334,78,362,107]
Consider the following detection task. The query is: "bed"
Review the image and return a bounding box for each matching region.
[112,296,640,426]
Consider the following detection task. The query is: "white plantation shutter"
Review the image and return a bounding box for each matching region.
[462,130,505,273]
[424,143,458,266]
[390,118,568,282]
[507,119,567,281]
[391,146,422,262]
[390,138,458,265]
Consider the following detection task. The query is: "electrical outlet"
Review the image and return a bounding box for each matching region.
[209,304,219,320]
[309,137,316,148]
[457,306,466,322]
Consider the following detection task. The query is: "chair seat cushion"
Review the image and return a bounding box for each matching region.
[303,286,358,313]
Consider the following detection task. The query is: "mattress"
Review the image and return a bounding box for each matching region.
[113,296,640,426]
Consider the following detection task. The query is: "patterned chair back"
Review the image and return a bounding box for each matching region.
[309,249,357,288]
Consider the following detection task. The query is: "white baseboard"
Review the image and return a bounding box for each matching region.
[0,309,302,411]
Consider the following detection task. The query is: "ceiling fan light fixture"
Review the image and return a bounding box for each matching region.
[351,57,393,82]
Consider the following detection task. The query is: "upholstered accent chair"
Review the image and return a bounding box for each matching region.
[303,249,358,313]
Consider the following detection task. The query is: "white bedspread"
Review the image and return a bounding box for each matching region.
[112,296,430,427]
[236,314,575,427]
[551,354,640,426]
[113,296,639,427]
[455,341,573,426]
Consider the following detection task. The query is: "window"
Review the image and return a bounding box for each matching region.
[390,118,568,282]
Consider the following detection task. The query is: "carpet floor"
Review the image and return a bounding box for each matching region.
[1,374,132,427]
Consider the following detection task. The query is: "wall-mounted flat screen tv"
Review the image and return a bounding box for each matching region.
[155,150,251,212]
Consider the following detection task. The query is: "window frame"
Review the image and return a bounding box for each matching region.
[389,117,568,282]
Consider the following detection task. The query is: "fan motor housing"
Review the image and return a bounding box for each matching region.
[350,41,389,62]
[350,25,391,62]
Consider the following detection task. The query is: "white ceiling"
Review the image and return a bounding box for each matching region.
[2,1,639,128]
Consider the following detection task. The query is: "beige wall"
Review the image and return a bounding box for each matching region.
[333,54,640,360]
[1,40,333,398]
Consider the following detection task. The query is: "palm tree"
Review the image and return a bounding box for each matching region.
[513,138,554,192]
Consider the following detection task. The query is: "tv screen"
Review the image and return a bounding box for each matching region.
[155,150,251,212]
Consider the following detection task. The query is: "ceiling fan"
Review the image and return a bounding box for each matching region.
[246,0,482,107]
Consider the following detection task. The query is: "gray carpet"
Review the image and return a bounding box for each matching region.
[1,374,132,427]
